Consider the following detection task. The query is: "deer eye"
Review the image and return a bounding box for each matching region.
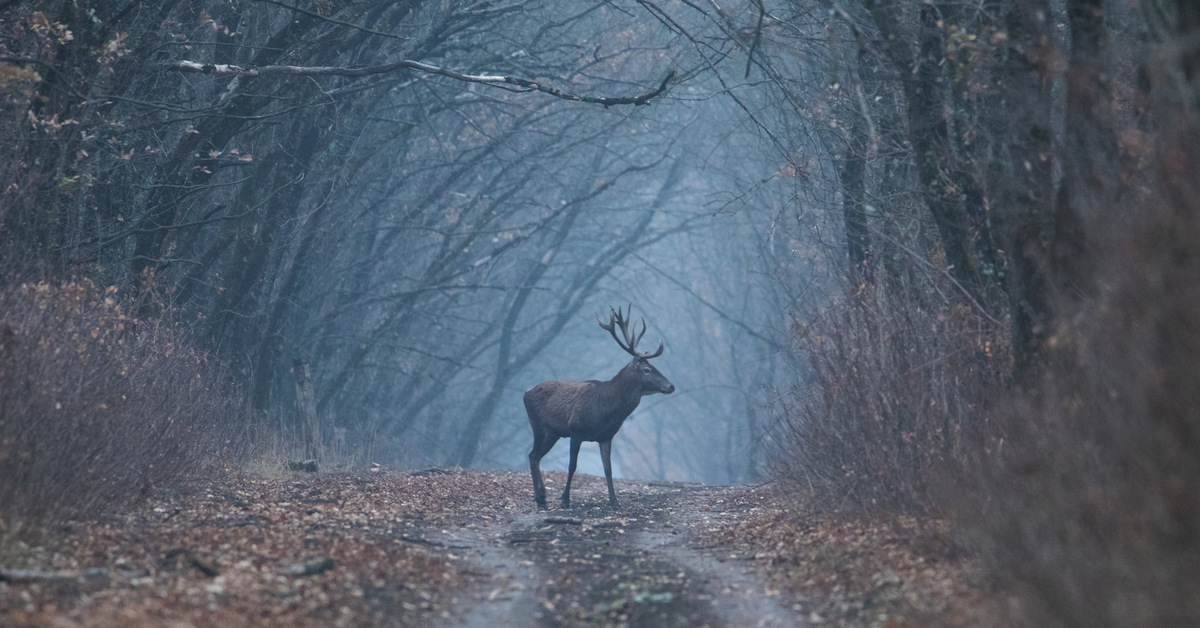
[642,366,652,373]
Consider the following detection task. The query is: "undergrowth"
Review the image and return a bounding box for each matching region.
[774,95,1200,628]
[774,280,1006,515]
[0,279,247,544]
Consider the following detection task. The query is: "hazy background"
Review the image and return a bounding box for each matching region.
[8,3,1200,622]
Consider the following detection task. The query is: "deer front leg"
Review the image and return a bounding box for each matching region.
[529,432,559,510]
[560,437,581,509]
[599,439,619,509]
[529,455,547,510]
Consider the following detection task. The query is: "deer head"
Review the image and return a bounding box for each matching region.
[597,304,674,395]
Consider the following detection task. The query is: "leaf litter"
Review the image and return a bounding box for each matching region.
[1,470,1001,627]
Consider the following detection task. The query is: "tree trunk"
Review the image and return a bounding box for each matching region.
[995,0,1058,372]
[1179,1,1200,108]
[293,359,320,463]
[1054,0,1113,297]
[864,1,986,300]
[840,116,870,283]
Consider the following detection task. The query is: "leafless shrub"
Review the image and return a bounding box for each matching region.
[949,132,1200,626]
[0,279,248,540]
[773,281,1006,516]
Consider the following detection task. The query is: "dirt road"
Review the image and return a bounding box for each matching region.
[433,477,800,627]
[0,469,993,627]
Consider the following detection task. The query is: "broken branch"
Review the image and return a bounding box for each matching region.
[543,516,584,525]
[282,556,334,576]
[167,60,674,107]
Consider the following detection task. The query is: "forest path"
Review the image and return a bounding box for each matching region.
[438,477,801,627]
[1,469,991,627]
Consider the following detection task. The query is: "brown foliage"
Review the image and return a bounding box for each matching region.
[772,3,1200,624]
[0,279,246,539]
[695,485,1004,627]
[949,128,1200,626]
[774,284,1006,515]
[1,470,996,627]
[0,471,516,626]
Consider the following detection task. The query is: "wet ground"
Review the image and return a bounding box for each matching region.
[1,469,994,627]
[435,477,801,627]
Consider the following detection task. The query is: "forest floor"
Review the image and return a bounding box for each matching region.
[0,469,1005,627]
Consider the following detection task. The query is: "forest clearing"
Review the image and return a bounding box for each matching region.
[1,469,995,627]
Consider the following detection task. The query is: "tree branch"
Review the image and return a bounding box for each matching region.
[249,0,411,42]
[168,60,675,107]
[831,4,880,157]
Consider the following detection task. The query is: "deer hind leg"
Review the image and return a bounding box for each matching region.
[560,437,582,509]
[599,439,619,509]
[529,431,559,510]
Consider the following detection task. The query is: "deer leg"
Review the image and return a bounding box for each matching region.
[560,437,582,509]
[599,439,619,509]
[529,432,559,510]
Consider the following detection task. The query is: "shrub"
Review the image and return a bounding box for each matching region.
[0,279,247,540]
[949,144,1200,626]
[773,283,1006,515]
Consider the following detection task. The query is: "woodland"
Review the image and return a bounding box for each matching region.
[2,0,1200,626]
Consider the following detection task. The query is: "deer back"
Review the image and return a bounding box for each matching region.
[525,356,673,442]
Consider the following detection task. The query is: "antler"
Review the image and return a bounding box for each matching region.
[596,304,664,359]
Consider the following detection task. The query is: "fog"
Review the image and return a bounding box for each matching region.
[9,2,1200,622]
[0,1,848,484]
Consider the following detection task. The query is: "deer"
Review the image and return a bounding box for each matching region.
[524,305,675,510]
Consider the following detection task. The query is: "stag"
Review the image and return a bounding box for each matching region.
[524,305,675,509]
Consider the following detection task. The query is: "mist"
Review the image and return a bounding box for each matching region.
[0,1,836,485]
[7,0,1200,625]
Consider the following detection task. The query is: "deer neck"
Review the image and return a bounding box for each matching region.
[606,363,645,404]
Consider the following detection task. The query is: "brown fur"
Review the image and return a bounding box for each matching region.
[525,355,674,509]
